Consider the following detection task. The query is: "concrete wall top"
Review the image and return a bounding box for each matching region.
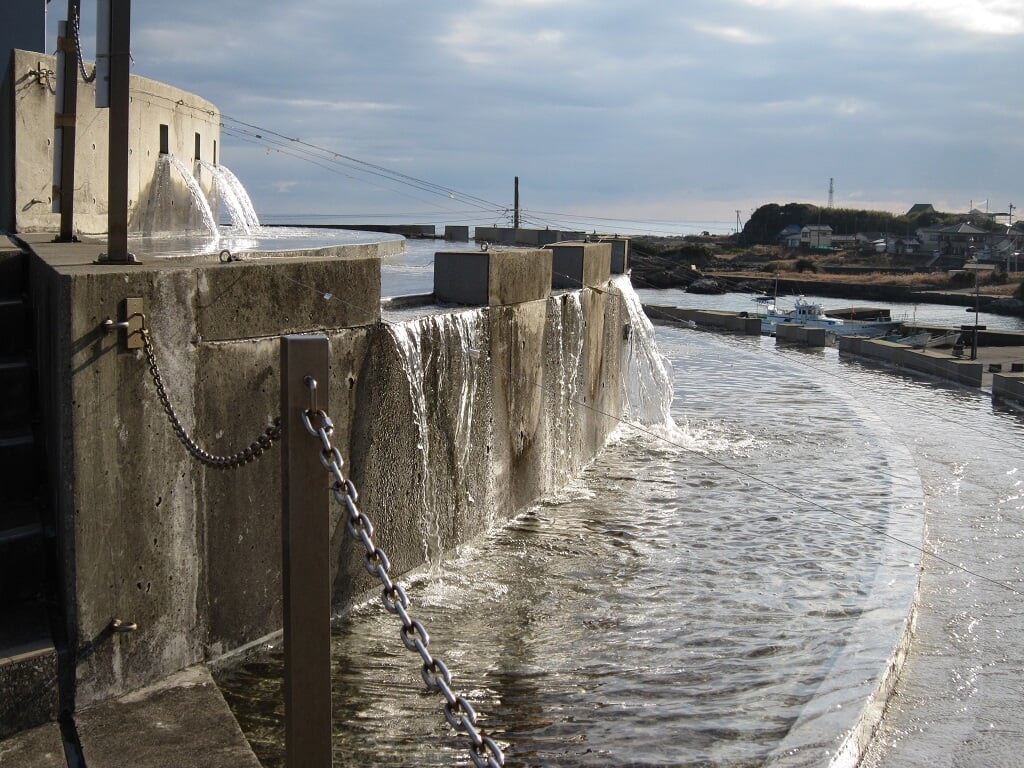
[8,50,221,236]
[474,227,586,247]
[434,249,552,306]
[545,241,612,289]
[598,237,630,274]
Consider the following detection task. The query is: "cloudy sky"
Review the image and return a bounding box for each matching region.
[61,1,1024,234]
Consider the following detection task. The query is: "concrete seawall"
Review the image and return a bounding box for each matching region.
[23,238,626,720]
[838,336,984,387]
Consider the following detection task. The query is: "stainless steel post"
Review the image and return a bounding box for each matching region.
[102,0,135,263]
[54,4,79,241]
[280,335,333,768]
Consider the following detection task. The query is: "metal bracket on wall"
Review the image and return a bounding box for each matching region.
[102,297,145,350]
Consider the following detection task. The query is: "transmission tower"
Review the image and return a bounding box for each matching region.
[828,178,834,209]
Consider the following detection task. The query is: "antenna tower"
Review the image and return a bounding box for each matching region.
[828,178,834,209]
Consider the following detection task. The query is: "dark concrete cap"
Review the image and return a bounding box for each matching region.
[434,250,551,306]
[545,241,612,289]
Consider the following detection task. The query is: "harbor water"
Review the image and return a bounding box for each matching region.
[216,273,1024,766]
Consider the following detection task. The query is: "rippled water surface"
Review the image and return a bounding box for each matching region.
[216,312,972,766]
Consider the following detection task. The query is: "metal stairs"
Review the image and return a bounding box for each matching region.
[0,246,58,738]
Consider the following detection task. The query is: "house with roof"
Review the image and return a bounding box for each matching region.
[855,232,886,253]
[934,222,993,259]
[892,237,921,256]
[777,224,803,249]
[801,225,833,250]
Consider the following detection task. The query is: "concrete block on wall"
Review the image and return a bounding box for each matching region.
[545,241,612,289]
[775,324,828,346]
[434,249,551,306]
[444,225,470,241]
[599,237,630,274]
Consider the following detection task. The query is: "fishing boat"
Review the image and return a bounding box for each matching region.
[754,296,899,338]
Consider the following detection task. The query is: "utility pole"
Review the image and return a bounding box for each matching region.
[828,177,834,209]
[735,210,741,234]
[513,176,520,229]
[1008,203,1015,227]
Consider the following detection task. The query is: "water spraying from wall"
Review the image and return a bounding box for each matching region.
[198,160,261,233]
[545,291,587,487]
[387,309,485,565]
[613,274,674,429]
[162,154,218,236]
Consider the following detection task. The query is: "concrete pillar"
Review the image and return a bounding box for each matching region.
[545,241,612,289]
[434,249,551,306]
[444,225,469,241]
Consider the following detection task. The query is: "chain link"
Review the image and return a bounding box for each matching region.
[142,329,281,469]
[300,391,506,768]
[71,4,97,83]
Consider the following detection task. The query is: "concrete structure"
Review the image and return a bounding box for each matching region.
[838,336,984,387]
[474,226,586,247]
[3,231,627,747]
[2,50,220,235]
[328,223,436,238]
[642,304,762,335]
[434,249,551,306]
[775,323,829,347]
[599,236,630,274]
[0,5,45,231]
[444,225,470,241]
[1,34,633,756]
[545,241,611,289]
[993,372,1024,407]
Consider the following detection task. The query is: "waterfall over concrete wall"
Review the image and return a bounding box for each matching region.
[28,244,632,707]
[337,289,624,605]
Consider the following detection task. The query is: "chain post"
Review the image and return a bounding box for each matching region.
[281,334,333,768]
[299,377,506,766]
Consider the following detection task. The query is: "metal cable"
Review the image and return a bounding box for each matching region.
[300,394,505,768]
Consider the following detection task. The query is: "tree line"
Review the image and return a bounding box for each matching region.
[738,202,994,246]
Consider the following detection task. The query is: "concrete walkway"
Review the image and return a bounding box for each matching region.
[75,666,262,768]
[0,666,261,768]
[0,721,66,768]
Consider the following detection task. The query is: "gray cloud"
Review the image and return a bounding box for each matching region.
[82,0,1024,230]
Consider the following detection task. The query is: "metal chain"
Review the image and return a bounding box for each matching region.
[142,329,281,469]
[299,382,505,768]
[71,4,97,83]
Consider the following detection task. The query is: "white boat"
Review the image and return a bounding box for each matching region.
[754,296,898,337]
[883,329,962,349]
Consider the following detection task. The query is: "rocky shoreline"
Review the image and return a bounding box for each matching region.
[628,249,1024,318]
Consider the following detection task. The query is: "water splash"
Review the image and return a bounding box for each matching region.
[388,310,484,565]
[612,274,674,429]
[199,161,261,232]
[163,154,218,236]
[549,291,586,482]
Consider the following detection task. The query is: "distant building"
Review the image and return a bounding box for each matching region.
[935,222,991,259]
[801,225,832,249]
[855,232,886,253]
[906,203,936,215]
[776,224,802,249]
[892,237,921,256]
